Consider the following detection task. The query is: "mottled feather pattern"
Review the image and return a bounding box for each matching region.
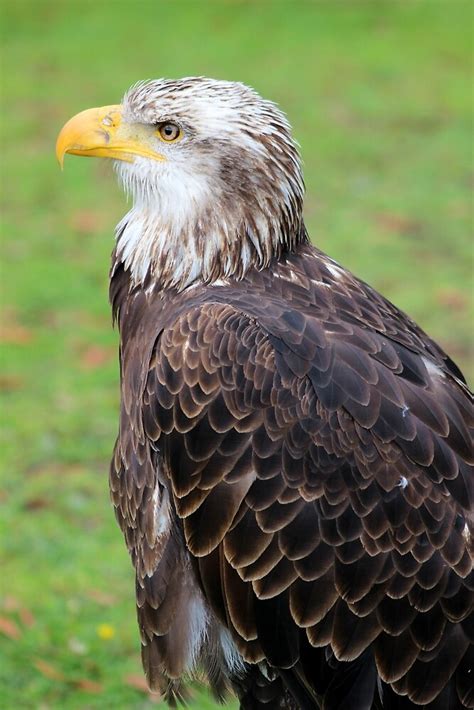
[110,243,473,708]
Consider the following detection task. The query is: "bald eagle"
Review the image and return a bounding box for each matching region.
[57,78,473,710]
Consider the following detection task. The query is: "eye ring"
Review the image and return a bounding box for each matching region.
[157,123,181,142]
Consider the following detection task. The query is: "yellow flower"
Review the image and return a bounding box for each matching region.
[97,623,115,640]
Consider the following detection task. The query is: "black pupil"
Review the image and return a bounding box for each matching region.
[164,125,175,137]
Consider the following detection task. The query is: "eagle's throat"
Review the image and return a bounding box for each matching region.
[113,184,306,292]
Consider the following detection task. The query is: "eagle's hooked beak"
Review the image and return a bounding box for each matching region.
[56,105,166,168]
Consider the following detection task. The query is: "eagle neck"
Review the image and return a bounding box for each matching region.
[113,206,309,294]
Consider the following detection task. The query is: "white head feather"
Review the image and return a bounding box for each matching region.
[113,77,306,290]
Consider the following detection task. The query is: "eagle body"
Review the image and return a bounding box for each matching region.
[57,78,473,709]
[110,242,473,709]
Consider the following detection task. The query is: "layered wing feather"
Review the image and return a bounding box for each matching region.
[111,245,473,708]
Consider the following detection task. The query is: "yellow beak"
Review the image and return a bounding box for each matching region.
[56,104,165,168]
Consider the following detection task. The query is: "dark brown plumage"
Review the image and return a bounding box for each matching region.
[109,243,473,709]
[57,78,473,710]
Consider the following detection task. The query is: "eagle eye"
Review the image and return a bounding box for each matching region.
[157,123,181,142]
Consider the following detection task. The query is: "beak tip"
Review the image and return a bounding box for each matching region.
[55,138,65,170]
[55,104,123,169]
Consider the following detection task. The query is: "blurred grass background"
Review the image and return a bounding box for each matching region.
[1,1,472,708]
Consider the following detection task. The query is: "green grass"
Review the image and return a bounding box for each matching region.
[1,1,472,708]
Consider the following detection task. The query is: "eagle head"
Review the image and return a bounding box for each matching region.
[56,77,306,289]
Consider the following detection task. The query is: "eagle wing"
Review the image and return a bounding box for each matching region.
[111,252,473,707]
[131,279,473,707]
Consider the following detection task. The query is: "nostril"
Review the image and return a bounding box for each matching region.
[102,116,114,127]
